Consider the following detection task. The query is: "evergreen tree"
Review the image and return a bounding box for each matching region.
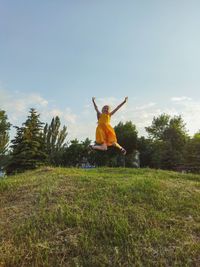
[0,110,11,155]
[7,108,47,174]
[0,110,11,170]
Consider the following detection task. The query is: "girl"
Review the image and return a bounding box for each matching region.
[90,97,128,155]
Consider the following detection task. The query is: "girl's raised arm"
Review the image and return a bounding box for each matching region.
[92,97,101,115]
[110,97,128,116]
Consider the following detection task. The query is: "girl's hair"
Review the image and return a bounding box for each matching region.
[102,105,111,112]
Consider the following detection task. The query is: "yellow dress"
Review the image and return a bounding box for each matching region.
[95,113,117,146]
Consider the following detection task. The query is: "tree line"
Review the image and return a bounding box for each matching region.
[0,108,200,174]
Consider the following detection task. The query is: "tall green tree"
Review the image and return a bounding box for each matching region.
[145,114,170,141]
[0,110,11,169]
[137,137,154,168]
[7,108,47,174]
[114,121,138,154]
[63,139,87,167]
[43,116,67,164]
[114,121,138,167]
[184,132,200,173]
[146,114,188,169]
[161,116,188,169]
[0,110,11,155]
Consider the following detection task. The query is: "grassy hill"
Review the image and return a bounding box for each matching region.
[0,167,200,267]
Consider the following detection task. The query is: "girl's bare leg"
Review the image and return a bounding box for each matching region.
[112,142,126,155]
[91,143,107,151]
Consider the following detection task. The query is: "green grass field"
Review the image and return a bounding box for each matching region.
[0,167,200,267]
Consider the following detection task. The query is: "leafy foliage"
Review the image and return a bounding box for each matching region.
[0,110,11,155]
[6,109,47,174]
[63,138,92,167]
[115,121,138,154]
[145,114,188,169]
[184,132,200,172]
[43,116,68,165]
[1,108,200,173]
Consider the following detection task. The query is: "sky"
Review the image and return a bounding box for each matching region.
[1,0,200,142]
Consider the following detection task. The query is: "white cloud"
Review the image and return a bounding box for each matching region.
[0,89,83,141]
[41,107,79,140]
[114,102,161,136]
[29,94,48,107]
[171,97,200,134]
[134,102,156,110]
[63,108,77,124]
[1,88,200,142]
[0,89,49,120]
[110,97,200,136]
[48,109,63,118]
[171,96,192,102]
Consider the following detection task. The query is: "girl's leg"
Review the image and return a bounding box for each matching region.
[112,142,126,155]
[91,143,107,151]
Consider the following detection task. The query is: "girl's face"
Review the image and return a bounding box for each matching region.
[102,105,110,114]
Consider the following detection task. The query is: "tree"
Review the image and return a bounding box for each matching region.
[114,121,138,154]
[161,116,188,169]
[145,114,170,141]
[0,110,11,170]
[184,132,200,173]
[114,121,138,167]
[43,116,68,165]
[137,137,154,168]
[89,146,116,167]
[0,110,11,155]
[6,108,47,174]
[63,139,89,167]
[145,114,188,170]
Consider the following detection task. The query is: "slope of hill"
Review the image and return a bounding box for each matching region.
[0,167,200,267]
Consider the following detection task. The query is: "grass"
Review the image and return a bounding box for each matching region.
[0,167,200,267]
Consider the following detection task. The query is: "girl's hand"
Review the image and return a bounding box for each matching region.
[125,97,128,102]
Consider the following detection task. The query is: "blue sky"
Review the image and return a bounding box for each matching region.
[1,0,200,141]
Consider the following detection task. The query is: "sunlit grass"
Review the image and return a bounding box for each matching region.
[0,167,200,266]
